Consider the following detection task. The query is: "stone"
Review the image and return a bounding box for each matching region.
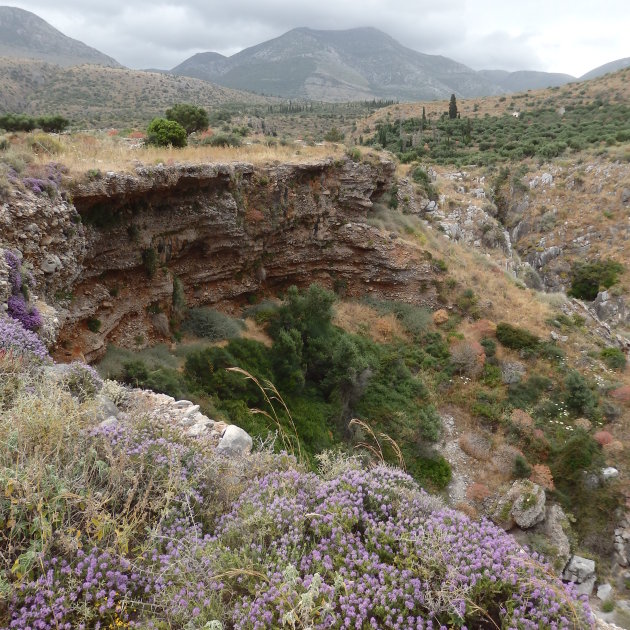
[574,418,593,431]
[151,313,171,337]
[563,555,596,584]
[541,173,553,186]
[501,361,526,384]
[183,405,201,417]
[213,421,228,436]
[93,394,120,422]
[597,583,613,601]
[493,480,546,530]
[40,253,62,274]
[602,467,620,480]
[622,188,630,204]
[575,576,596,597]
[172,400,194,409]
[539,505,571,570]
[216,424,253,456]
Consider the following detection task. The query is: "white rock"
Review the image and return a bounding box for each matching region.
[563,555,596,583]
[602,467,619,480]
[216,424,253,456]
[597,583,613,600]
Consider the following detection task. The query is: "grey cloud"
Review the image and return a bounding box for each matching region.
[5,0,630,74]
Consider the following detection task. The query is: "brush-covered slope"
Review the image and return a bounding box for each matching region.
[172,26,505,102]
[478,69,575,91]
[0,5,121,67]
[0,60,277,127]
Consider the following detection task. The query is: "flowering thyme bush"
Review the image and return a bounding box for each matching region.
[0,316,49,361]
[4,249,42,332]
[2,383,593,629]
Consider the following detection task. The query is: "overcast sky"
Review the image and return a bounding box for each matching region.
[7,0,630,75]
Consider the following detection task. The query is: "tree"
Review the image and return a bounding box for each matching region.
[448,94,458,120]
[146,118,187,147]
[165,103,209,134]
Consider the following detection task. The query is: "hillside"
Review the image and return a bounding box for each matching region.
[581,57,630,80]
[478,69,576,91]
[172,26,506,101]
[0,59,278,127]
[0,5,121,67]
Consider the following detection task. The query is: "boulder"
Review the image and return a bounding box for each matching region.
[597,583,613,601]
[216,424,253,456]
[539,504,571,570]
[563,555,596,584]
[602,467,619,481]
[502,361,526,384]
[432,309,449,325]
[493,480,546,530]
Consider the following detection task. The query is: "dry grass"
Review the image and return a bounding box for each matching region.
[333,301,408,343]
[20,132,346,178]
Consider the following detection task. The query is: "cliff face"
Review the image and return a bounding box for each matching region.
[1,156,439,361]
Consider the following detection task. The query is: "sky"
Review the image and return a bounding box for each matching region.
[6,0,630,76]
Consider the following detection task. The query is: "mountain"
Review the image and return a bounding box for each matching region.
[580,57,630,80]
[0,58,277,126]
[0,5,121,67]
[172,27,505,102]
[478,69,575,92]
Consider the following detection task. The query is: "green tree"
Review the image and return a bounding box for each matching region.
[165,103,209,134]
[448,94,458,120]
[146,118,187,147]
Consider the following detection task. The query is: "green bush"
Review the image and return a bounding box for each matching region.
[324,127,345,142]
[86,318,101,333]
[512,455,532,479]
[146,118,187,147]
[564,370,598,417]
[568,259,624,301]
[496,322,540,351]
[165,103,209,134]
[203,133,242,147]
[142,247,158,278]
[181,308,245,341]
[601,347,626,371]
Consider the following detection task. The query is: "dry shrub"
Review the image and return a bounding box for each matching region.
[450,341,485,377]
[455,501,478,520]
[610,385,630,403]
[333,302,407,344]
[459,431,491,461]
[594,430,614,446]
[574,417,593,431]
[529,464,554,490]
[432,309,449,325]
[603,440,624,454]
[510,409,534,432]
[493,444,523,475]
[466,483,491,502]
[469,319,497,339]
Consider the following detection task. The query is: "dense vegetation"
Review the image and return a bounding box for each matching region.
[366,100,630,166]
[0,113,69,133]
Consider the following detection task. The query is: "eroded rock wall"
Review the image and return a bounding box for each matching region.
[1,156,439,361]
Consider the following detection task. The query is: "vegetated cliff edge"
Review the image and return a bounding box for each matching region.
[1,156,439,362]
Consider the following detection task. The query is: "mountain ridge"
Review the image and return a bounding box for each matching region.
[0,5,121,68]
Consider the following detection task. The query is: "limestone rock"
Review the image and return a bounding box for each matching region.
[563,555,596,584]
[216,424,253,456]
[539,504,571,570]
[493,480,546,530]
[501,361,526,384]
[597,583,613,601]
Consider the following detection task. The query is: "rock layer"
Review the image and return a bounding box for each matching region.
[1,156,439,361]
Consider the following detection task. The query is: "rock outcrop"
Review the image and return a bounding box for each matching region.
[1,157,439,362]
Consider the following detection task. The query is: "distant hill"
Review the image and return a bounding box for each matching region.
[0,6,121,67]
[0,59,278,127]
[478,69,575,92]
[580,57,630,81]
[172,27,506,102]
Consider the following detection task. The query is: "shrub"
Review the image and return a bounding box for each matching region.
[601,347,626,371]
[0,316,49,362]
[146,118,187,147]
[203,133,242,147]
[26,133,62,155]
[496,322,540,351]
[513,455,532,479]
[450,341,483,377]
[86,317,101,333]
[529,464,554,490]
[564,369,598,416]
[142,247,158,277]
[62,361,104,401]
[36,115,69,132]
[7,294,42,331]
[181,307,245,341]
[324,127,344,142]
[568,259,624,301]
[165,103,209,134]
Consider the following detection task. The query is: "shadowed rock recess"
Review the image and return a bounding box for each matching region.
[2,157,438,361]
